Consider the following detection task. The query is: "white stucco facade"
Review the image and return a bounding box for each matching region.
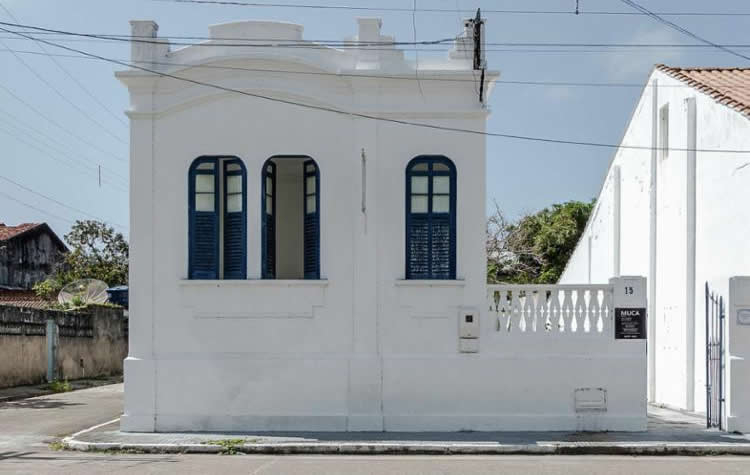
[119,18,646,433]
[559,66,750,430]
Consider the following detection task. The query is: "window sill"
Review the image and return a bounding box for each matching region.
[394,279,466,288]
[179,279,329,288]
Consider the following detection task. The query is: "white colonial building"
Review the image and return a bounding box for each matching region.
[560,65,750,432]
[118,17,647,433]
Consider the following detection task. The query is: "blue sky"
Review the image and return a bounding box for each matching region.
[1,0,749,240]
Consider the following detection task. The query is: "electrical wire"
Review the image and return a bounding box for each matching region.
[1,23,748,154]
[0,2,127,127]
[0,174,128,230]
[0,122,128,193]
[0,21,456,48]
[0,34,128,146]
[4,35,750,57]
[0,109,128,186]
[0,81,128,164]
[0,189,76,226]
[154,0,750,17]
[2,23,750,50]
[3,30,750,49]
[619,0,750,62]
[7,46,748,90]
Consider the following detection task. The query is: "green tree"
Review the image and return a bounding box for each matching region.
[487,200,594,284]
[34,220,128,299]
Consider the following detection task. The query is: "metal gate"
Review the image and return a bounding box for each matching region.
[705,282,725,429]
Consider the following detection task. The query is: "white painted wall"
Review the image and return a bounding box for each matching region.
[560,68,750,416]
[274,158,304,279]
[119,19,645,433]
[727,277,750,432]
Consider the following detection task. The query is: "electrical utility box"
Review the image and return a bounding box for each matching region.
[459,308,479,353]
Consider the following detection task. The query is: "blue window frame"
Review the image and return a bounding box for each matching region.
[303,160,320,279]
[261,161,276,279]
[223,158,247,279]
[188,156,247,280]
[405,156,456,280]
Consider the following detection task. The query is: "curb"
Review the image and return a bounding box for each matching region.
[61,439,750,456]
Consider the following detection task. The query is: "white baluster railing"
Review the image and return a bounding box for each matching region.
[487,284,614,335]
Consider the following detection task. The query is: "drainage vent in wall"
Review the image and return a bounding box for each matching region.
[574,387,607,413]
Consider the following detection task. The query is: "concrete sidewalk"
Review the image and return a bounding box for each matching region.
[0,376,122,403]
[63,406,750,456]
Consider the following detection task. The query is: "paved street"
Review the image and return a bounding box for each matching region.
[1,384,749,474]
[2,453,750,474]
[0,383,122,453]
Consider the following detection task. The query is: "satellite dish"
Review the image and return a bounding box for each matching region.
[58,279,109,306]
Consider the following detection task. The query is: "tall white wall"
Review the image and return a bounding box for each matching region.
[560,69,750,414]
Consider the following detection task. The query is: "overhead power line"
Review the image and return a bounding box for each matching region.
[0,190,76,226]
[6,46,749,90]
[0,121,128,193]
[4,35,750,57]
[0,2,127,127]
[3,30,750,50]
[2,22,748,154]
[2,23,750,50]
[0,174,128,230]
[0,33,128,146]
[0,22,456,47]
[619,0,750,62]
[0,108,128,187]
[154,0,750,17]
[0,80,127,164]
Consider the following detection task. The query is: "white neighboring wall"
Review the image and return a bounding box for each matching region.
[559,67,750,419]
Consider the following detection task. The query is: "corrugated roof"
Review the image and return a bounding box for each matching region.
[0,222,43,241]
[656,65,750,119]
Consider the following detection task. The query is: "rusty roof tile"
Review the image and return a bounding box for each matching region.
[0,222,43,241]
[656,65,750,119]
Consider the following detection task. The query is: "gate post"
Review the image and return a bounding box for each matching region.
[727,277,750,432]
[609,276,647,340]
[46,317,58,382]
[609,276,648,426]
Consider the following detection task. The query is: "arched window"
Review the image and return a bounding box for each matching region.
[262,156,320,279]
[188,156,247,279]
[406,156,456,280]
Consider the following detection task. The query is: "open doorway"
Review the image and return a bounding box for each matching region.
[262,156,320,279]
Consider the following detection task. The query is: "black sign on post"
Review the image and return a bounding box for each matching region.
[615,308,647,340]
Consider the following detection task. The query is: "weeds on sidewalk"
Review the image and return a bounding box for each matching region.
[48,441,65,451]
[47,380,72,393]
[204,439,247,455]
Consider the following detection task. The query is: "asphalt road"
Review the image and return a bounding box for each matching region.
[1,384,749,474]
[2,453,750,474]
[0,383,123,453]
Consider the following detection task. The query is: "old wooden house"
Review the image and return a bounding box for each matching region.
[0,222,67,289]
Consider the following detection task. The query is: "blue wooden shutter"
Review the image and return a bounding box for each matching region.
[223,159,246,279]
[406,157,456,280]
[262,162,276,279]
[407,214,430,278]
[189,158,219,279]
[303,160,320,279]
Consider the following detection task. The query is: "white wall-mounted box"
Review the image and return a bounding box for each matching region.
[459,309,479,338]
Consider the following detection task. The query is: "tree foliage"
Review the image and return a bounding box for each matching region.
[33,220,128,299]
[487,200,594,284]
